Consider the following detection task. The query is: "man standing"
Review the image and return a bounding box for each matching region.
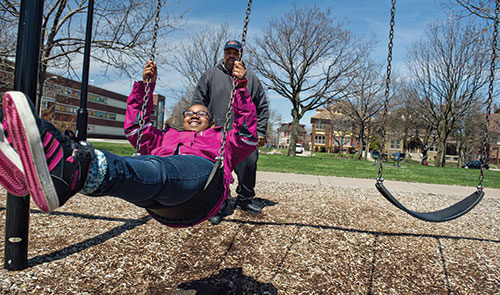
[192,40,269,224]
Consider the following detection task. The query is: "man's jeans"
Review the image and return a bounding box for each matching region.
[89,151,214,209]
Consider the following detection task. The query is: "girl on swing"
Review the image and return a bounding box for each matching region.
[0,60,258,227]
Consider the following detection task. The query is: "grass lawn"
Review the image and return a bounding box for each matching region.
[90,141,137,156]
[258,152,500,189]
[89,141,500,189]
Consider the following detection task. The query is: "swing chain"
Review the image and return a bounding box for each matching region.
[150,0,162,62]
[239,0,252,59]
[217,78,238,162]
[217,0,253,164]
[478,0,498,190]
[378,0,396,183]
[134,82,152,156]
[134,0,162,156]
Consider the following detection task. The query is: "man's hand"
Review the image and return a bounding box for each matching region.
[258,136,267,147]
[232,61,246,80]
[143,60,157,83]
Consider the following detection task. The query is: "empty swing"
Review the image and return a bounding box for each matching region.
[133,0,254,227]
[375,0,497,222]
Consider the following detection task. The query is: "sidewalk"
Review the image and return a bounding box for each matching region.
[256,171,500,198]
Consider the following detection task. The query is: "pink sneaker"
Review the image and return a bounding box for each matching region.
[0,119,28,196]
[3,91,94,212]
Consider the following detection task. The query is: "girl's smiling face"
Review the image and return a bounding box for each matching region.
[182,104,212,132]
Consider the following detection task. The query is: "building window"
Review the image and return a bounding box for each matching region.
[315,135,325,144]
[429,143,438,152]
[318,120,327,130]
[390,140,400,149]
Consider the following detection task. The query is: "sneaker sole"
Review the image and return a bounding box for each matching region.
[3,91,59,212]
[0,123,28,196]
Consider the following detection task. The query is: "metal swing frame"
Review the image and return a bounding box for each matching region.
[375,0,497,222]
[5,0,96,270]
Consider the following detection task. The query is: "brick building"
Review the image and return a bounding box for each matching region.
[310,107,358,153]
[277,123,307,149]
[1,60,165,139]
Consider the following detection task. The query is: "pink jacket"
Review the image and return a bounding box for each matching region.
[123,80,258,225]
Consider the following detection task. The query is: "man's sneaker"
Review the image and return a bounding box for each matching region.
[2,91,94,212]
[209,213,224,225]
[0,118,28,196]
[236,199,262,214]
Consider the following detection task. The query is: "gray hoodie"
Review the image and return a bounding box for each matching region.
[191,61,269,137]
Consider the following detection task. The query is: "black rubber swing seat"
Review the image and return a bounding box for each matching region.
[375,182,484,222]
[147,158,225,227]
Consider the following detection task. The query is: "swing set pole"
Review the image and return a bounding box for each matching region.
[4,0,44,271]
[76,0,94,141]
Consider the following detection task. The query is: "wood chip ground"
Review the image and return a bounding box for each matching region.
[0,179,498,294]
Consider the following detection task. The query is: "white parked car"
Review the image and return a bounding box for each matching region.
[295,143,304,154]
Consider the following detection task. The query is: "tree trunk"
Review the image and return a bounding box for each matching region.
[435,122,449,167]
[287,108,301,156]
[364,140,369,160]
[402,127,409,153]
[36,71,47,115]
[364,122,372,160]
[357,123,365,160]
[421,148,429,165]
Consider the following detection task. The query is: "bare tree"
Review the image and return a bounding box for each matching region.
[339,59,385,160]
[265,109,282,146]
[418,125,439,165]
[168,23,234,90]
[388,86,437,165]
[0,59,14,93]
[407,18,491,167]
[0,2,19,92]
[455,106,485,165]
[386,86,423,152]
[0,0,185,110]
[164,24,234,131]
[164,89,192,130]
[447,0,499,21]
[248,5,370,156]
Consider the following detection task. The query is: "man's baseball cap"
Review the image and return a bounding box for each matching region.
[224,40,242,51]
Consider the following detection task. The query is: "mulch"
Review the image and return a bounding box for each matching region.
[0,179,498,294]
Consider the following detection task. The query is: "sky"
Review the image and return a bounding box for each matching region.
[91,0,452,130]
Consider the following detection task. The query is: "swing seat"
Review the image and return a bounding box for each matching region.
[373,0,492,223]
[375,181,484,222]
[147,159,226,227]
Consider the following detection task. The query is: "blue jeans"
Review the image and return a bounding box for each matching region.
[88,151,214,209]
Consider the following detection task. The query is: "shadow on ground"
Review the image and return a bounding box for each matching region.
[253,197,279,208]
[175,267,278,295]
